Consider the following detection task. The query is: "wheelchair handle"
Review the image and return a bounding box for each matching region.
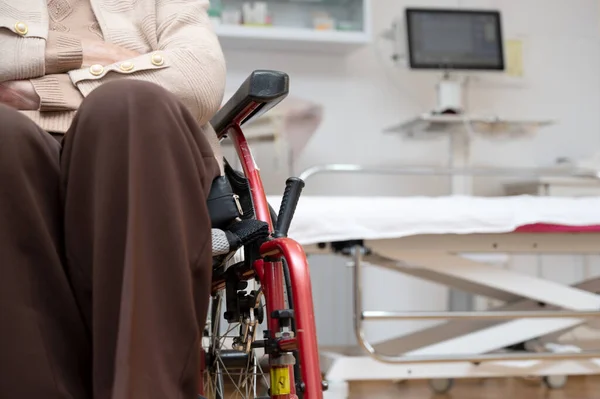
[273,177,305,238]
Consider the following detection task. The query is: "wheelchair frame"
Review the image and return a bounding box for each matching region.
[199,70,324,399]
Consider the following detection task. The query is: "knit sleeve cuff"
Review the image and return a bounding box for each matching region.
[45,32,83,74]
[30,74,84,112]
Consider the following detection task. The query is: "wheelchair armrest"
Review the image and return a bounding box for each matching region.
[210,70,289,138]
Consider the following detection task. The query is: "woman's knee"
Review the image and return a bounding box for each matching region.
[69,80,198,149]
[79,80,180,118]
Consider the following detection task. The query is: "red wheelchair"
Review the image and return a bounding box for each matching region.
[199,70,325,399]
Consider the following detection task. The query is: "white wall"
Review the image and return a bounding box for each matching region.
[222,0,600,346]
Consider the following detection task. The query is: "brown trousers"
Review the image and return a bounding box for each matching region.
[0,80,219,399]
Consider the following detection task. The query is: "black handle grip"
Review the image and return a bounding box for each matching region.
[274,177,305,238]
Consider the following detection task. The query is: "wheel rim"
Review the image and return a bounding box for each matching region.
[203,288,271,398]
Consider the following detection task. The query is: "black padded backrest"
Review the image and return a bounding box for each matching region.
[211,70,289,136]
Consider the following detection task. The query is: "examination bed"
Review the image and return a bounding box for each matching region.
[265,192,600,397]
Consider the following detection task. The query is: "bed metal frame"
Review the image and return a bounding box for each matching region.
[352,247,600,364]
[299,163,600,182]
[298,163,600,397]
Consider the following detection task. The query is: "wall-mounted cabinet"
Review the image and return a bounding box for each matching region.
[210,0,371,54]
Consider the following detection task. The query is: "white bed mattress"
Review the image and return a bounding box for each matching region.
[265,195,600,245]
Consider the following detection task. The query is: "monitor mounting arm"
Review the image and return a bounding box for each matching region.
[435,72,465,115]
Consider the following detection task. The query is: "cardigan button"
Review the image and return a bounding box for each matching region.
[119,61,135,72]
[151,53,164,66]
[89,64,104,76]
[15,22,28,35]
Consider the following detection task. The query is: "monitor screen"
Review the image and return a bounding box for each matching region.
[405,8,504,71]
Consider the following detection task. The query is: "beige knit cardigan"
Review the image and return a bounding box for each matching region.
[0,0,226,168]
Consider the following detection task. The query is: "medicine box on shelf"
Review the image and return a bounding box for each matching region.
[210,0,371,54]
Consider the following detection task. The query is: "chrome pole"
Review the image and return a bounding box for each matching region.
[362,310,600,321]
[299,163,600,182]
[352,245,380,360]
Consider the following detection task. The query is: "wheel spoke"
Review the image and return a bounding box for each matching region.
[204,289,271,399]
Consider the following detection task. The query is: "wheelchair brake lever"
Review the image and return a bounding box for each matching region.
[273,177,305,238]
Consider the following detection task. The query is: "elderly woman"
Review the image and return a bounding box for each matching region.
[0,1,226,398]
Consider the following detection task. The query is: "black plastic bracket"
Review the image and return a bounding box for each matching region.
[330,240,371,256]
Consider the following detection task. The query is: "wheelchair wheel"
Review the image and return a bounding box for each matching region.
[202,205,302,398]
[203,288,271,399]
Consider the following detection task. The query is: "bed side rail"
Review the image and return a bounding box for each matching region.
[299,163,600,182]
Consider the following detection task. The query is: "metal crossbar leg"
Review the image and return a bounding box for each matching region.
[351,245,600,364]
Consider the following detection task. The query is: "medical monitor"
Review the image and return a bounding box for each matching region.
[405,8,504,71]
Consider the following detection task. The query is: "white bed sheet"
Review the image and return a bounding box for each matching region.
[265,195,600,245]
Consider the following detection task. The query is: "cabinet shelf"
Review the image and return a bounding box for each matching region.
[215,24,370,53]
[236,0,358,5]
[213,0,371,53]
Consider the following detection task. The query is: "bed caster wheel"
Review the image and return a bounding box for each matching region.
[428,378,454,394]
[543,375,567,389]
